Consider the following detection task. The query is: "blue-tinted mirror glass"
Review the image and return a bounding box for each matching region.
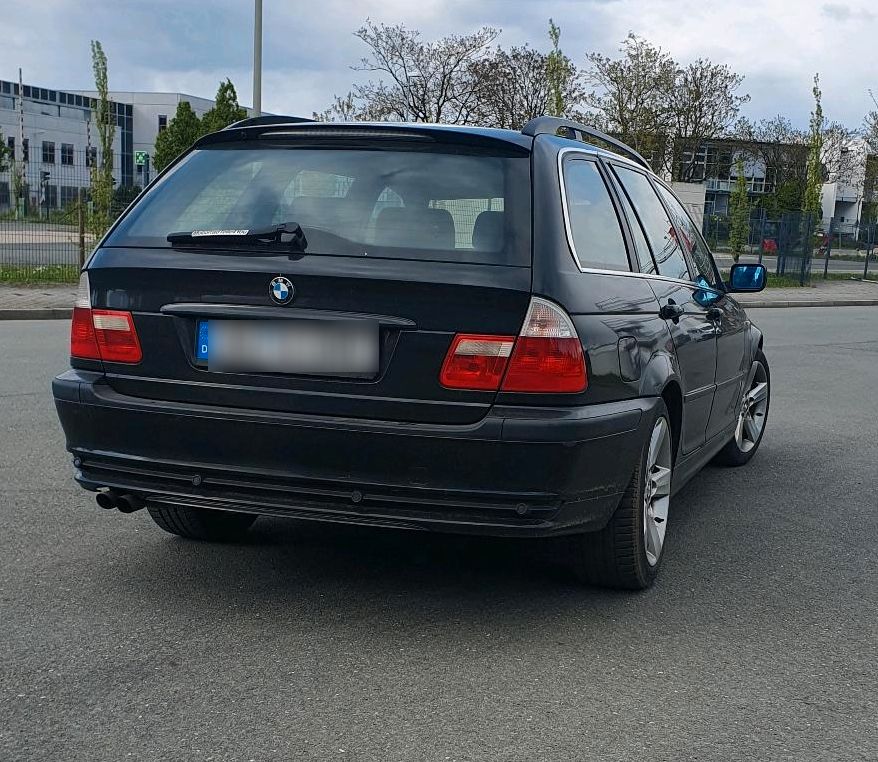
[730,264,766,292]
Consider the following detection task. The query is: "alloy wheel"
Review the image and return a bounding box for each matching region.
[643,417,672,567]
[735,361,769,453]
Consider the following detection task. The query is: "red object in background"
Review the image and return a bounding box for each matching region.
[762,238,778,254]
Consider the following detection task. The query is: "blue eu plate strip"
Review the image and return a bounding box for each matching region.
[196,320,209,362]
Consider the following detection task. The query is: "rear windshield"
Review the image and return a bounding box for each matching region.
[106,143,531,266]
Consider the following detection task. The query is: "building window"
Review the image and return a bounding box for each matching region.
[85,147,97,167]
[6,136,13,153]
[158,114,168,132]
[42,140,55,164]
[61,143,74,165]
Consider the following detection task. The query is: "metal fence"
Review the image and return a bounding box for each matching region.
[703,211,817,285]
[0,149,137,282]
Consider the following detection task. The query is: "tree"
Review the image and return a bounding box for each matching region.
[469,40,582,129]
[729,159,750,261]
[734,115,808,215]
[546,19,574,118]
[153,101,203,171]
[201,79,247,134]
[89,40,116,239]
[0,129,10,172]
[865,90,878,152]
[671,59,750,181]
[803,74,824,225]
[583,34,677,171]
[312,92,361,122]
[344,20,499,123]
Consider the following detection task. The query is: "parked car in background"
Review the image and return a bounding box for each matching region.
[53,116,769,589]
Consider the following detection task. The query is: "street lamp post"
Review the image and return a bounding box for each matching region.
[253,0,262,117]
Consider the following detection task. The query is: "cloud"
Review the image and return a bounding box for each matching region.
[0,0,875,130]
[821,3,852,20]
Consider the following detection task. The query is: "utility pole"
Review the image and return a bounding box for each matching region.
[252,0,262,117]
[17,68,25,218]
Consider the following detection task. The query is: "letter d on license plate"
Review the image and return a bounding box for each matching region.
[197,319,378,375]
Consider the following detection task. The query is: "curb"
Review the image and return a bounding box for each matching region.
[737,299,878,309]
[0,308,72,320]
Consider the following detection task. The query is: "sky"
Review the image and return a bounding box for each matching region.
[2,0,876,130]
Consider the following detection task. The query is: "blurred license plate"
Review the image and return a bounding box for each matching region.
[196,319,378,375]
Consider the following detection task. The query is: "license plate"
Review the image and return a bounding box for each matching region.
[196,319,378,375]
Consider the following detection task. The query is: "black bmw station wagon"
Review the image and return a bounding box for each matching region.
[53,116,770,589]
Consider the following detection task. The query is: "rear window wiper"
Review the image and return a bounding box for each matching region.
[167,222,307,253]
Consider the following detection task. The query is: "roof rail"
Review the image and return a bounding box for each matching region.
[521,116,651,170]
[224,115,315,130]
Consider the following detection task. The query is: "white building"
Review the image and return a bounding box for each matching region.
[821,138,872,231]
[1,77,254,211]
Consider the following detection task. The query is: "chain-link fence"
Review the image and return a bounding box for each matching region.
[0,149,138,283]
[703,211,817,285]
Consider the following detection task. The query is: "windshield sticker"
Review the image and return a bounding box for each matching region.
[191,229,250,237]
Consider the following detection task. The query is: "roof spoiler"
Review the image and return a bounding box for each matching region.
[522,117,651,170]
[224,115,315,130]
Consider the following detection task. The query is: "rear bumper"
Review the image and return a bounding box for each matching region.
[53,370,657,537]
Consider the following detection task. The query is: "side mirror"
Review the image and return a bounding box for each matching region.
[727,263,767,293]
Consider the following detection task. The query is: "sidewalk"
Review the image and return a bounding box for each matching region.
[1,279,877,320]
[734,278,878,308]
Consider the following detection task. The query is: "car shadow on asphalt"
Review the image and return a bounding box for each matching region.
[75,466,743,625]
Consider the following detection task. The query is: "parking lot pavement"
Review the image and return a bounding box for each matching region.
[1,310,876,761]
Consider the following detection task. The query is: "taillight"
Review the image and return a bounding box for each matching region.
[70,273,142,364]
[501,298,587,393]
[439,298,587,393]
[440,334,515,390]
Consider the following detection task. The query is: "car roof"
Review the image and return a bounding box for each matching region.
[194,118,655,174]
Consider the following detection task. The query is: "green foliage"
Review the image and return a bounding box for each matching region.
[0,129,10,172]
[153,101,203,171]
[89,40,116,240]
[546,19,569,118]
[803,73,824,224]
[728,160,750,261]
[201,79,248,134]
[153,80,246,170]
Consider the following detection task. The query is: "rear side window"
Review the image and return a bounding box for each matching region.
[612,166,690,281]
[106,144,531,266]
[562,159,630,271]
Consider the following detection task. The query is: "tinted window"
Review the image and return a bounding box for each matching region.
[655,184,720,288]
[107,145,531,266]
[562,159,630,271]
[613,166,690,280]
[614,177,656,274]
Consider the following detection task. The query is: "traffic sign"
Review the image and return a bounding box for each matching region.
[135,151,149,166]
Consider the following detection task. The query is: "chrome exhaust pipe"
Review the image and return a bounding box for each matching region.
[95,491,117,510]
[115,494,144,514]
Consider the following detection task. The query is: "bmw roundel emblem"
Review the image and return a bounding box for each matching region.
[269,276,294,305]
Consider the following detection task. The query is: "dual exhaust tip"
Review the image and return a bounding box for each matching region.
[95,490,144,513]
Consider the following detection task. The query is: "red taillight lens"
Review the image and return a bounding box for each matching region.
[91,310,142,363]
[501,297,587,393]
[440,334,515,390]
[70,273,142,364]
[71,305,101,360]
[439,299,587,394]
[501,336,586,393]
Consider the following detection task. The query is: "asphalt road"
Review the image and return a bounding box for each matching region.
[1,311,877,761]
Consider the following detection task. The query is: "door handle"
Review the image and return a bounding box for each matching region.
[659,302,685,321]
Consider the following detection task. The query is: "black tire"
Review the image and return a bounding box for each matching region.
[713,349,770,467]
[570,399,672,590]
[146,504,257,541]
